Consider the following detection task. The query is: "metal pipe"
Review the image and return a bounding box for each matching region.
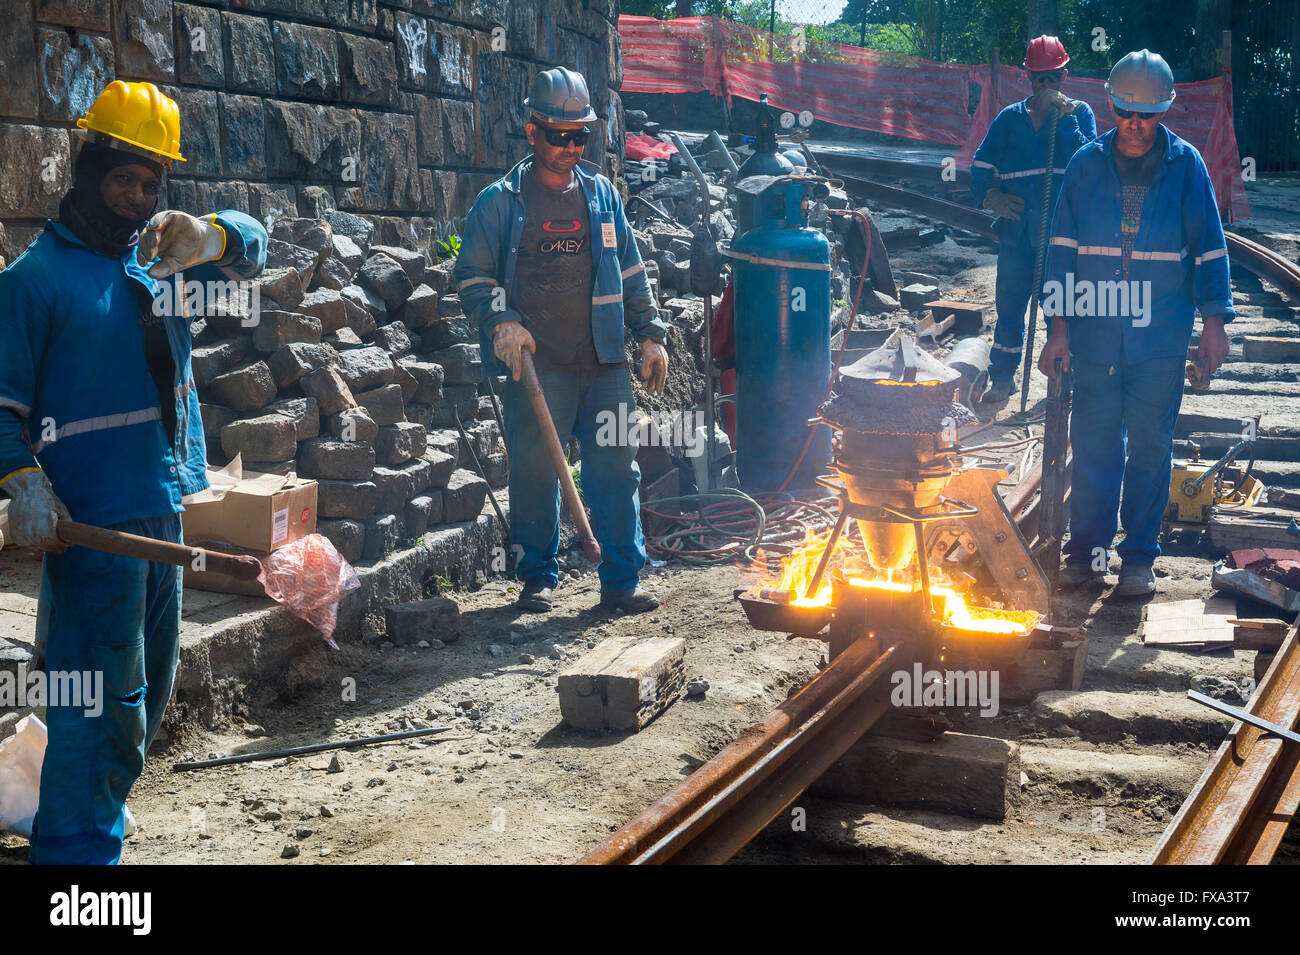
[708,129,740,174]
[669,131,713,223]
[173,725,453,771]
[1020,104,1060,414]
[453,407,508,533]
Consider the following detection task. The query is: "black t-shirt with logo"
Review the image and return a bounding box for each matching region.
[514,167,611,371]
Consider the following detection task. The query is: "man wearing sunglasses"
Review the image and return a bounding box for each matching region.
[1038,50,1234,597]
[971,35,1097,403]
[455,68,668,615]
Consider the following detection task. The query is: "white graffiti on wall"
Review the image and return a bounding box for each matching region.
[397,16,429,78]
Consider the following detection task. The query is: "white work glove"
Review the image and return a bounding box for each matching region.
[640,339,668,396]
[982,189,1026,221]
[137,210,227,278]
[1033,87,1078,115]
[493,321,536,382]
[1,470,70,553]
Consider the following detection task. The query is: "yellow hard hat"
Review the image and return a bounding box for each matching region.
[76,80,186,164]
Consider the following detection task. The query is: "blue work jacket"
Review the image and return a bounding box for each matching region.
[0,212,267,526]
[1044,127,1235,365]
[454,156,666,378]
[971,98,1097,248]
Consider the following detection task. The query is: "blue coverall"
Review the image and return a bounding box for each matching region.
[454,157,668,593]
[0,212,267,863]
[971,98,1097,385]
[1043,127,1235,568]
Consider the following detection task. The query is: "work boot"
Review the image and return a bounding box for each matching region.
[1115,564,1156,598]
[516,580,553,612]
[599,587,659,614]
[1059,562,1106,587]
[982,379,1014,403]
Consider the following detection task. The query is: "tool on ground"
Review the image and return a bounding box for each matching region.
[57,520,262,580]
[1164,435,1264,532]
[453,406,508,532]
[1186,689,1300,746]
[172,725,454,771]
[518,350,601,564]
[1039,356,1072,592]
[1019,104,1060,413]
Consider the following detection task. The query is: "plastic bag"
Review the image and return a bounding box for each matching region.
[258,533,360,649]
[0,714,46,838]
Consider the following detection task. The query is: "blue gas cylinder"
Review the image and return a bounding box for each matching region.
[731,180,832,492]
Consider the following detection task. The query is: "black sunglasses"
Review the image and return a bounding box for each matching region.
[1030,70,1065,83]
[1113,106,1158,120]
[536,125,589,148]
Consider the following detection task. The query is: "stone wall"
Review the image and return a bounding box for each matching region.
[0,0,626,267]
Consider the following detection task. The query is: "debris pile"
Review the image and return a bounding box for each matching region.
[192,210,499,565]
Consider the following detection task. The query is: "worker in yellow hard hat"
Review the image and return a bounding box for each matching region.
[0,80,267,864]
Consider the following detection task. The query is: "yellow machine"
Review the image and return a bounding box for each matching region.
[1164,439,1265,531]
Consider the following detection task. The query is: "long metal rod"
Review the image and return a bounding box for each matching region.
[453,407,508,532]
[1020,105,1059,414]
[173,726,453,771]
[708,129,740,174]
[1187,689,1300,746]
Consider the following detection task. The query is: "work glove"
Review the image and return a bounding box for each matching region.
[493,321,536,382]
[640,339,668,396]
[0,469,70,554]
[137,210,227,278]
[982,189,1026,221]
[1033,87,1078,115]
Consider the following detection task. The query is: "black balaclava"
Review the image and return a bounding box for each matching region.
[58,140,164,259]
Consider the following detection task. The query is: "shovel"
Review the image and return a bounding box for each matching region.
[518,351,602,564]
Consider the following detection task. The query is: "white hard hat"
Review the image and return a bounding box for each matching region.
[1106,49,1176,113]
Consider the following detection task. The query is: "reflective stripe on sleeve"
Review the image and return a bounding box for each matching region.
[457,277,497,291]
[0,397,31,418]
[32,407,163,454]
[621,263,644,280]
[592,293,624,306]
[1194,247,1228,265]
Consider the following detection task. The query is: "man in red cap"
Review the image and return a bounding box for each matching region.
[971,35,1097,402]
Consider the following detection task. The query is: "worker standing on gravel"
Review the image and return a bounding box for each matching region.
[1038,50,1233,597]
[455,68,668,615]
[0,80,267,863]
[971,35,1097,403]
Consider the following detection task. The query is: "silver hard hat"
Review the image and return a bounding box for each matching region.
[1106,49,1176,114]
[524,67,598,124]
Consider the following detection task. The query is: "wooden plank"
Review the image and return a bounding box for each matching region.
[1232,619,1292,651]
[1142,597,1236,647]
[1209,506,1300,551]
[1268,487,1300,510]
[1243,336,1300,362]
[557,636,686,732]
[815,732,1020,820]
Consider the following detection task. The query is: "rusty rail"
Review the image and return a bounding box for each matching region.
[576,635,912,864]
[1151,623,1300,864]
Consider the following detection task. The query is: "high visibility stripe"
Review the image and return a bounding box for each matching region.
[972,160,998,172]
[991,342,1022,353]
[1131,248,1187,262]
[1195,247,1228,265]
[592,293,623,305]
[33,407,162,454]
[0,397,31,417]
[1076,245,1123,256]
[998,167,1068,180]
[621,262,644,279]
[175,379,196,399]
[457,277,496,291]
[1051,236,1078,249]
[1065,246,1188,261]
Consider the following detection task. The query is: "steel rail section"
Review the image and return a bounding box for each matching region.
[1151,624,1300,864]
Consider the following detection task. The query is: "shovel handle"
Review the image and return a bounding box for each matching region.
[56,520,264,581]
[518,352,603,564]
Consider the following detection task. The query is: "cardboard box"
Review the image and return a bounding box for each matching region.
[182,456,317,554]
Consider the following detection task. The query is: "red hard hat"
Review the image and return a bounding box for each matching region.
[1023,35,1069,71]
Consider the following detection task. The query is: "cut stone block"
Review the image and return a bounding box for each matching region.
[397,359,444,402]
[429,383,479,428]
[442,468,487,522]
[201,402,237,439]
[384,595,460,647]
[354,383,406,426]
[317,517,364,565]
[192,339,247,388]
[268,341,334,387]
[899,283,940,309]
[375,421,427,466]
[358,252,414,310]
[392,361,419,403]
[300,365,356,416]
[296,288,348,334]
[372,465,417,514]
[422,448,456,488]
[220,413,298,462]
[429,343,480,384]
[558,636,686,732]
[333,345,395,392]
[398,283,438,327]
[326,406,378,443]
[369,319,412,357]
[251,309,322,353]
[403,494,435,538]
[208,360,278,411]
[362,512,401,561]
[297,438,375,481]
[316,479,379,521]
[368,244,426,288]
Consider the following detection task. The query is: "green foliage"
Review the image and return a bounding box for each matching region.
[436,234,461,261]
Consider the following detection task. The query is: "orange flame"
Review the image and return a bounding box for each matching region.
[748,525,1037,635]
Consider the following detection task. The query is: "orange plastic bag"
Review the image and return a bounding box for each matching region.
[257,534,360,649]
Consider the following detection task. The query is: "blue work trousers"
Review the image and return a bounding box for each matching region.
[991,238,1038,384]
[29,512,183,865]
[503,366,646,593]
[1064,356,1186,568]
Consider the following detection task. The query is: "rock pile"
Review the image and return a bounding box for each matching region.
[193,210,499,565]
